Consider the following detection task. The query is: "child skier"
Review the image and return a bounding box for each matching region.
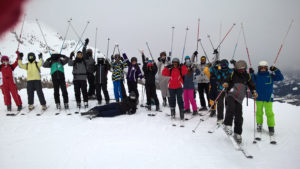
[43,53,69,109]
[250,61,283,142]
[0,53,22,111]
[111,54,127,102]
[162,58,188,126]
[69,51,89,109]
[94,54,111,105]
[157,51,171,107]
[18,52,47,110]
[122,53,143,104]
[222,60,257,144]
[141,51,160,111]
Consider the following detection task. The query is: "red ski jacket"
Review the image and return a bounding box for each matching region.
[0,56,19,86]
[162,65,188,89]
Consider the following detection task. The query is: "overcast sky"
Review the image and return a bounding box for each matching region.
[23,0,300,71]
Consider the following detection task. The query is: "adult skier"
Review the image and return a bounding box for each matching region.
[111,54,127,102]
[157,51,171,107]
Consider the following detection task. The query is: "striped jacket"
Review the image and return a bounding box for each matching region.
[111,59,127,81]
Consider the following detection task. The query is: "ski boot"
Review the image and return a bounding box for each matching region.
[255,124,263,141]
[42,105,47,111]
[257,124,262,132]
[64,103,69,110]
[224,125,233,135]
[17,105,22,111]
[98,100,102,105]
[29,104,35,111]
[171,108,176,119]
[56,103,61,110]
[209,110,216,117]
[199,107,207,111]
[163,97,167,107]
[180,120,185,127]
[184,109,191,114]
[217,119,223,125]
[269,127,275,136]
[76,102,81,109]
[84,102,88,108]
[234,133,242,144]
[268,127,276,144]
[116,99,119,103]
[105,100,109,104]
[146,104,151,111]
[7,105,12,111]
[192,110,198,116]
[156,105,160,112]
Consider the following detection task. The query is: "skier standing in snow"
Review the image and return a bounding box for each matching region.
[94,54,111,105]
[183,59,199,115]
[82,38,96,99]
[192,52,211,111]
[222,60,257,144]
[18,52,47,110]
[162,58,188,126]
[68,50,89,109]
[207,60,220,117]
[43,53,69,109]
[157,52,171,107]
[250,61,283,140]
[122,53,143,104]
[0,53,22,111]
[141,50,160,111]
[111,54,127,102]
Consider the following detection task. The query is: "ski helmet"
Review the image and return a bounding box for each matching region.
[172,58,180,64]
[129,91,136,100]
[220,59,229,69]
[1,56,9,63]
[97,53,105,65]
[258,61,268,67]
[27,52,36,63]
[185,56,190,60]
[235,60,247,70]
[131,57,137,62]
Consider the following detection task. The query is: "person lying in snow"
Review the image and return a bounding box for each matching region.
[80,91,137,118]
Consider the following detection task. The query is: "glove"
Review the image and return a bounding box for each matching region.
[213,49,219,54]
[249,68,254,74]
[215,60,220,65]
[230,59,236,65]
[85,38,89,45]
[167,56,171,62]
[38,53,43,59]
[193,51,198,56]
[166,64,173,69]
[70,52,75,60]
[222,82,229,88]
[270,66,277,72]
[252,90,258,99]
[19,52,24,60]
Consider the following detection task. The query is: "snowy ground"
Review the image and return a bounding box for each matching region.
[0,78,300,169]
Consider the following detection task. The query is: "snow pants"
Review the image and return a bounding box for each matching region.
[183,89,197,111]
[198,83,210,108]
[113,80,123,101]
[91,103,123,117]
[256,101,275,127]
[169,88,184,119]
[1,81,22,106]
[145,83,159,106]
[52,79,68,104]
[73,80,88,103]
[127,80,139,100]
[87,73,96,96]
[158,76,170,98]
[216,91,226,120]
[224,96,243,135]
[27,80,46,105]
[95,83,110,102]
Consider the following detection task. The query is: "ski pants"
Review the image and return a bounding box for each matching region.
[158,76,170,98]
[27,80,46,105]
[224,96,243,135]
[256,101,275,127]
[113,80,123,101]
[127,80,139,100]
[87,73,95,96]
[91,103,123,117]
[95,83,110,102]
[53,79,68,104]
[1,81,22,106]
[145,83,159,107]
[198,83,210,108]
[73,80,88,103]
[169,88,184,119]
[216,91,226,120]
[183,89,197,111]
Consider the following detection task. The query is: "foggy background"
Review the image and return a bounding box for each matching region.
[18,0,300,71]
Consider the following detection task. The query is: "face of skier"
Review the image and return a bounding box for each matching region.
[76,52,83,59]
[1,58,8,65]
[131,60,137,65]
[237,68,246,74]
[201,57,206,64]
[259,66,268,72]
[173,62,179,68]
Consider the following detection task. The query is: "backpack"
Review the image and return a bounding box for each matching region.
[26,61,40,73]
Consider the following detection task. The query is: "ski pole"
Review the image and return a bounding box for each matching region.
[36,19,51,55]
[241,23,252,68]
[94,27,98,60]
[181,27,189,63]
[146,42,154,61]
[192,88,225,133]
[253,98,257,144]
[273,20,294,66]
[70,22,84,45]
[170,26,175,59]
[117,44,121,55]
[199,39,211,63]
[231,26,242,59]
[195,19,200,63]
[112,44,117,57]
[59,18,72,54]
[218,22,222,54]
[216,23,236,50]
[17,14,26,51]
[106,38,110,60]
[73,21,90,52]
[207,35,215,51]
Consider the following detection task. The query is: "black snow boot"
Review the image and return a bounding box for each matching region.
[64,103,69,110]
[209,110,216,117]
[7,105,12,111]
[17,105,22,111]
[163,97,167,107]
[268,127,275,136]
[77,102,81,109]
[56,103,61,110]
[171,107,175,118]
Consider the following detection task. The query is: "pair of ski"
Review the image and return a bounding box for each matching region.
[172,119,184,127]
[6,106,27,116]
[55,108,72,116]
[254,131,277,145]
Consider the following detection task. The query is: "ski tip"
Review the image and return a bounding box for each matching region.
[247,155,254,159]
[270,141,277,145]
[192,130,196,133]
[253,140,257,144]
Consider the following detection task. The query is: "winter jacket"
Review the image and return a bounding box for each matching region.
[94,60,110,84]
[111,58,127,81]
[251,69,283,102]
[18,58,43,81]
[68,58,88,81]
[225,70,256,104]
[82,44,95,73]
[157,57,171,81]
[118,97,137,114]
[142,62,158,85]
[0,56,18,86]
[43,54,69,80]
[123,54,143,83]
[211,67,233,91]
[162,65,188,89]
[194,63,210,84]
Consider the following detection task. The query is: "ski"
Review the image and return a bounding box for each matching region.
[270,135,277,144]
[6,106,27,116]
[75,107,81,114]
[148,113,156,116]
[36,106,49,116]
[255,132,262,141]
